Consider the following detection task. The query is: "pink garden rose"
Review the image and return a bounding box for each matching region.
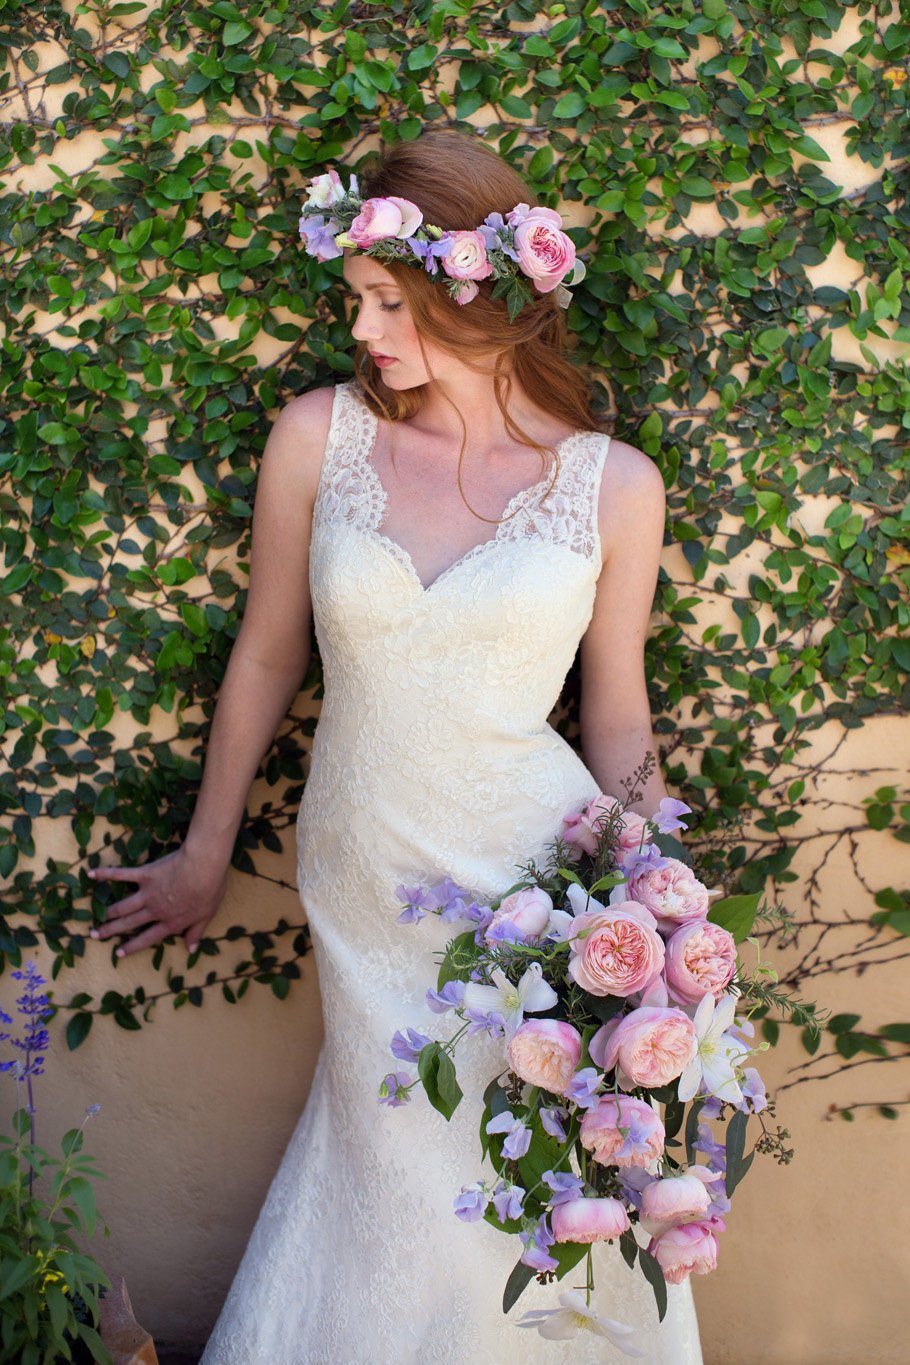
[624,857,711,933]
[562,792,653,860]
[647,1217,725,1284]
[550,1196,630,1244]
[590,1005,698,1090]
[567,904,665,998]
[484,887,552,946]
[578,1094,665,1168]
[440,230,494,282]
[639,1173,711,1237]
[507,203,577,294]
[347,195,423,247]
[507,1019,582,1094]
[665,920,737,1005]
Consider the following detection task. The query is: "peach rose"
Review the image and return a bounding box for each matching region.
[507,204,577,294]
[484,887,552,946]
[639,1173,711,1237]
[550,1196,630,1244]
[647,1217,725,1284]
[562,792,653,859]
[347,195,423,247]
[440,230,494,282]
[590,1005,698,1090]
[507,1019,582,1094]
[665,920,736,1005]
[567,905,665,998]
[624,857,710,933]
[579,1094,665,1168]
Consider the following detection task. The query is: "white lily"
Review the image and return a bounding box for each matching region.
[518,1289,646,1353]
[461,962,557,1035]
[677,992,752,1104]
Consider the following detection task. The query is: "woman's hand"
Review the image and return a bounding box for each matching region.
[87,845,229,958]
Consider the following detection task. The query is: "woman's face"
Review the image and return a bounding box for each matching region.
[341,251,450,389]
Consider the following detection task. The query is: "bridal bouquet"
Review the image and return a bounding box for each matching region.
[378,788,799,1348]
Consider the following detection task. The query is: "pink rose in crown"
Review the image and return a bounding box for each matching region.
[484,887,552,946]
[562,793,652,859]
[624,857,710,933]
[639,1173,712,1238]
[647,1216,725,1284]
[507,1019,582,1093]
[579,1093,665,1168]
[507,204,577,294]
[590,1005,698,1090]
[440,230,494,283]
[664,919,737,1005]
[348,195,424,247]
[550,1197,630,1244]
[566,903,665,998]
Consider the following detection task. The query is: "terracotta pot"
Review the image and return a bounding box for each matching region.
[98,1273,159,1365]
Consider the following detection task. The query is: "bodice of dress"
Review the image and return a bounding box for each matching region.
[298,379,613,899]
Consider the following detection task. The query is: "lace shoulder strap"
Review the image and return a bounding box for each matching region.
[509,429,612,568]
[312,380,382,532]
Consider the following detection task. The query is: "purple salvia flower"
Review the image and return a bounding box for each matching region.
[491,1180,526,1223]
[425,979,466,1014]
[389,1027,433,1064]
[539,1105,569,1142]
[563,1066,603,1109]
[542,1170,585,1206]
[486,1109,532,1160]
[453,1181,489,1222]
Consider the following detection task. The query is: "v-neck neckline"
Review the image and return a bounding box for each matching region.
[354,395,589,596]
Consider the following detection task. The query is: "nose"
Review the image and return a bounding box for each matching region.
[350,303,384,343]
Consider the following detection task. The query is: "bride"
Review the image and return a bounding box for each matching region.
[88,129,703,1362]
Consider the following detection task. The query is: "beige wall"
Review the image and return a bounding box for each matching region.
[4,8,909,1361]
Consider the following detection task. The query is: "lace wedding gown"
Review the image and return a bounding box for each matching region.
[200,380,703,1364]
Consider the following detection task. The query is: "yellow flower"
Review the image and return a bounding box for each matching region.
[883,66,907,85]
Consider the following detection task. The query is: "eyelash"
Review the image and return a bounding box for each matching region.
[348,298,402,313]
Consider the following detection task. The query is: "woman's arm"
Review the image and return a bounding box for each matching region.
[88,385,336,956]
[578,438,671,819]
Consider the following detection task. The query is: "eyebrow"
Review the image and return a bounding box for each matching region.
[340,281,398,293]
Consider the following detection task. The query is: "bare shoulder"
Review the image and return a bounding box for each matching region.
[596,435,666,562]
[259,384,338,507]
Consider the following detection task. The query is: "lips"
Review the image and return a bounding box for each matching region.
[369,352,395,361]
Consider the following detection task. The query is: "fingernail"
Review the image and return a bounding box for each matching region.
[115,948,125,958]
[89,930,99,939]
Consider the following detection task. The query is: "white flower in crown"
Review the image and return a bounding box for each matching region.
[304,169,348,210]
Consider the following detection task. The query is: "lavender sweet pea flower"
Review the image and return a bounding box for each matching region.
[519,1214,558,1273]
[699,1096,724,1120]
[389,1027,433,1064]
[479,212,520,262]
[378,1071,413,1107]
[407,235,455,275]
[737,1066,768,1113]
[453,1181,490,1222]
[540,1105,569,1142]
[563,1066,604,1109]
[425,979,466,1014]
[615,1165,655,1212]
[486,1109,532,1160]
[650,797,692,834]
[542,1169,585,1206]
[298,214,343,261]
[692,1122,726,1171]
[395,883,437,925]
[464,1007,509,1040]
[492,1180,526,1223]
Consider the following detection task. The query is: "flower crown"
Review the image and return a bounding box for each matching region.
[298,168,586,320]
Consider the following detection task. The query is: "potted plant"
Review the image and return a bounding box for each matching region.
[0,958,155,1364]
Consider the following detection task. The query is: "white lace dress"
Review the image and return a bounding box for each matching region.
[199,380,703,1364]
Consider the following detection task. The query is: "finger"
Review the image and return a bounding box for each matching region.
[184,919,211,954]
[114,923,177,959]
[90,891,147,931]
[91,908,154,941]
[87,866,146,884]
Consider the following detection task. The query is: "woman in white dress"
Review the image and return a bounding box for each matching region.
[89,129,703,1362]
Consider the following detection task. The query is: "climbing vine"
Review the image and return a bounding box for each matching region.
[0,0,908,1115]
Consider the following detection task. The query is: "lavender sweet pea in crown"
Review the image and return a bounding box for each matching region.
[298,169,587,318]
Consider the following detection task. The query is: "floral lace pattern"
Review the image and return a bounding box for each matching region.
[199,381,703,1364]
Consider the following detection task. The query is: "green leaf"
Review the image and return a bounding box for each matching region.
[638,1245,668,1321]
[436,929,476,991]
[553,1239,589,1279]
[619,1227,638,1269]
[66,1012,93,1051]
[417,1043,462,1121]
[707,893,761,942]
[879,1023,910,1045]
[502,1257,535,1313]
[724,1110,753,1197]
[553,92,586,118]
